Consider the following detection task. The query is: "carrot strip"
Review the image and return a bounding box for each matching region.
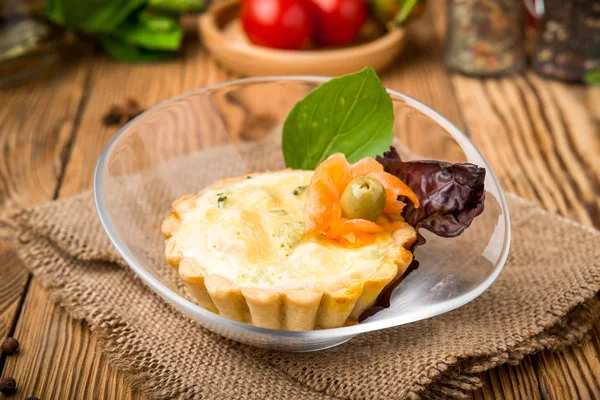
[338,157,384,191]
[304,153,418,245]
[368,171,420,208]
[304,176,341,237]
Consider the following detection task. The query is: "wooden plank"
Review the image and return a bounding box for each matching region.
[2,280,140,400]
[3,44,234,399]
[451,71,600,400]
[58,46,235,195]
[525,80,600,400]
[0,244,29,344]
[0,57,89,208]
[473,360,541,400]
[535,319,600,400]
[425,1,546,398]
[0,55,90,344]
[4,3,597,399]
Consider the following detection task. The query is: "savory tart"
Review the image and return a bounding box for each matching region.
[162,154,419,330]
[162,68,486,331]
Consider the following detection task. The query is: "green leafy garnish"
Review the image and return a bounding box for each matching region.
[149,0,205,12]
[293,185,308,196]
[45,0,202,62]
[46,0,146,33]
[395,0,419,25]
[114,17,183,51]
[584,69,600,86]
[217,195,227,208]
[137,9,178,32]
[282,67,394,170]
[99,36,176,62]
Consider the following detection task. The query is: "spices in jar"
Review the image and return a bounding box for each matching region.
[445,0,526,77]
[532,0,600,81]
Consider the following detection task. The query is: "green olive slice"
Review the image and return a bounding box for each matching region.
[340,177,386,222]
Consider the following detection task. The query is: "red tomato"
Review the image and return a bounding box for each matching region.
[241,0,312,50]
[309,0,367,47]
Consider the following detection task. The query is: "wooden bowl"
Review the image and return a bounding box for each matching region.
[198,0,406,76]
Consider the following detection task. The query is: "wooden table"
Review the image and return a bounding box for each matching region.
[1,3,599,399]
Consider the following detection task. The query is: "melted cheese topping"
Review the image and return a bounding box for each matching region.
[174,170,399,291]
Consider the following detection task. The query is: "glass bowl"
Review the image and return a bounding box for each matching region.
[94,77,510,352]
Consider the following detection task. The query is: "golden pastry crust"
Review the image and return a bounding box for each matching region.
[162,171,417,330]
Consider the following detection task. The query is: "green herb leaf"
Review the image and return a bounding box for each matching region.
[138,9,178,32]
[395,0,419,26]
[282,67,394,170]
[46,0,146,33]
[217,195,227,208]
[149,0,205,12]
[293,185,308,196]
[584,68,600,86]
[115,16,183,51]
[99,35,176,62]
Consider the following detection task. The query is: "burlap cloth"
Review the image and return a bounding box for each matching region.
[4,138,600,399]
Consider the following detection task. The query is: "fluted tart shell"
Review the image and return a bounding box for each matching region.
[162,172,417,330]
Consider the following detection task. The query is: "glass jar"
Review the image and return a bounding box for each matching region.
[0,0,64,87]
[445,0,526,77]
[532,0,600,81]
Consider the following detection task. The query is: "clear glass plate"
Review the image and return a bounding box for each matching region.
[94,77,510,352]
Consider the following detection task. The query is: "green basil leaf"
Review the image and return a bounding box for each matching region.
[46,0,146,33]
[282,67,394,170]
[584,68,600,86]
[100,35,176,62]
[114,17,183,51]
[149,0,205,12]
[138,9,178,32]
[395,0,418,26]
[45,0,66,25]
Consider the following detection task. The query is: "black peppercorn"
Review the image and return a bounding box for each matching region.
[0,377,17,395]
[1,338,19,355]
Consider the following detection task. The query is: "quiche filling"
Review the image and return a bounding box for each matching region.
[170,170,407,292]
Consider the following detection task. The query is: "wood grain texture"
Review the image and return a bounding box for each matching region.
[451,70,600,400]
[425,2,547,398]
[0,55,91,374]
[473,359,542,400]
[0,57,90,208]
[2,280,142,400]
[59,45,235,197]
[3,44,234,400]
[525,81,600,400]
[0,243,29,342]
[535,319,600,400]
[0,1,598,398]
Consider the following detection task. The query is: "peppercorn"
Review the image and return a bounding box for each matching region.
[0,377,17,395]
[102,106,122,126]
[1,338,18,355]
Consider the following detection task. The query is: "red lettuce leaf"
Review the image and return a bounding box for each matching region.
[359,147,486,321]
[376,146,486,247]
